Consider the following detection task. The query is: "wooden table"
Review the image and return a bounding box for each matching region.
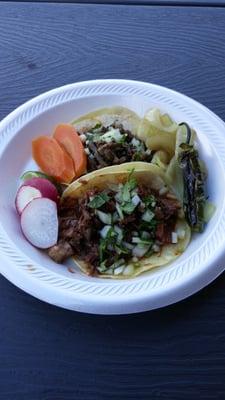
[1,2,225,399]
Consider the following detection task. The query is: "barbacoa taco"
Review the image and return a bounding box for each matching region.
[47,162,191,279]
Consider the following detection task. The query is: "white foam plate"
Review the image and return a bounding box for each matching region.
[0,79,225,314]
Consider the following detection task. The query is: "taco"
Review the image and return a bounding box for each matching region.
[47,162,191,279]
[72,107,153,172]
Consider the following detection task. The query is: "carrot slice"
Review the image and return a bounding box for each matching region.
[53,124,87,178]
[32,136,75,183]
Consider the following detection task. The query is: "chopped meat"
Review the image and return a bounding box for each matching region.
[156,223,164,242]
[156,223,173,243]
[83,124,153,172]
[87,155,98,171]
[47,240,74,263]
[154,206,164,220]
[88,141,107,168]
[104,199,116,213]
[119,214,137,227]
[47,182,181,275]
[159,198,180,219]
[82,243,99,266]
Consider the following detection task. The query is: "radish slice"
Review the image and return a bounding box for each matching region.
[20,198,58,249]
[23,177,58,203]
[15,185,42,215]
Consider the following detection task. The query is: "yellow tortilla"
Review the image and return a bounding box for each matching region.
[71,106,141,136]
[62,162,191,279]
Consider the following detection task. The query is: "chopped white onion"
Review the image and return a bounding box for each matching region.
[152,244,160,252]
[104,268,113,275]
[109,259,125,270]
[132,194,141,206]
[142,210,154,222]
[132,237,141,244]
[114,265,125,275]
[142,231,150,239]
[101,128,123,143]
[79,134,86,143]
[171,232,178,244]
[96,210,112,225]
[114,225,123,242]
[116,203,124,220]
[84,148,90,155]
[112,212,119,223]
[145,149,151,155]
[115,192,122,203]
[132,244,150,258]
[131,138,141,147]
[123,241,134,250]
[100,225,112,238]
[132,256,138,262]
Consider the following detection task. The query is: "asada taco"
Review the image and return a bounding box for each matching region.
[72,106,153,172]
[47,162,191,279]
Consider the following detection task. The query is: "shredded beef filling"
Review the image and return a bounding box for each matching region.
[47,183,180,275]
[79,123,153,171]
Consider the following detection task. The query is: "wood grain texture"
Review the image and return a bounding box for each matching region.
[5,0,225,6]
[1,3,225,121]
[0,2,225,399]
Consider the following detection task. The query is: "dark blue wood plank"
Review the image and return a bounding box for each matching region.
[0,2,225,400]
[4,0,225,6]
[1,3,225,121]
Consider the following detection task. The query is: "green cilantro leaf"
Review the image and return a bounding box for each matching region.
[88,193,109,209]
[121,202,137,214]
[143,195,156,208]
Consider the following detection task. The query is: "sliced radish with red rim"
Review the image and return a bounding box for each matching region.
[15,185,42,215]
[20,198,58,249]
[22,177,59,203]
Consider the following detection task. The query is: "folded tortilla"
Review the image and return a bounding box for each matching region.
[62,162,191,279]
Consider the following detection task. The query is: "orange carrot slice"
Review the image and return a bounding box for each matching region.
[32,136,75,183]
[53,124,87,178]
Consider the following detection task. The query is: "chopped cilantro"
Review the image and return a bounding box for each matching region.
[115,244,130,255]
[86,132,102,143]
[140,220,157,231]
[132,152,143,161]
[136,240,153,248]
[121,202,137,214]
[115,170,138,215]
[145,248,154,258]
[88,193,109,209]
[97,261,107,273]
[116,203,124,219]
[143,195,156,208]
[93,123,102,130]
[121,183,131,202]
[99,227,116,262]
